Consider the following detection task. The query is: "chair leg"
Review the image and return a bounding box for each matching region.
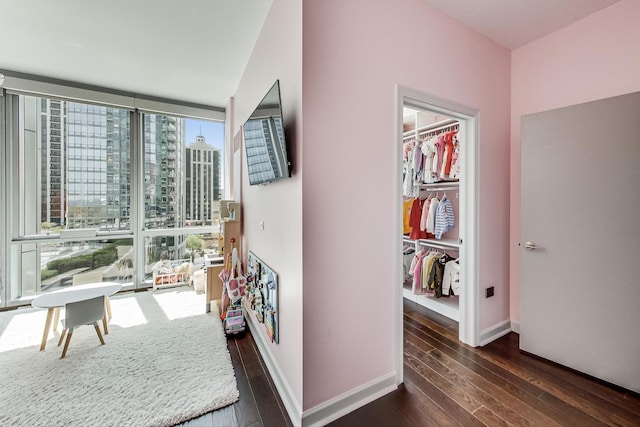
[102,314,109,335]
[60,330,73,359]
[58,329,67,347]
[94,323,105,345]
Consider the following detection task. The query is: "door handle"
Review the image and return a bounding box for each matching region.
[523,241,540,251]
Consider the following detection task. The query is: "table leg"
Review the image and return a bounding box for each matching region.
[40,308,54,351]
[105,297,112,319]
[53,307,60,332]
[102,313,109,335]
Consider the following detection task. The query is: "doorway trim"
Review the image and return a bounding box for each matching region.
[395,85,480,384]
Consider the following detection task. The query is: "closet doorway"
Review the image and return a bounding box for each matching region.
[395,86,479,383]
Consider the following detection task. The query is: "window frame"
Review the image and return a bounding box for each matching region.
[0,73,225,307]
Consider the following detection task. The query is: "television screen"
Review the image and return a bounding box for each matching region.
[242,80,291,185]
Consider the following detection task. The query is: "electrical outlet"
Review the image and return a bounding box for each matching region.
[485,286,495,298]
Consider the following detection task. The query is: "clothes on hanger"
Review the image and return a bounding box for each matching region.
[433,134,445,178]
[442,259,460,296]
[405,193,456,240]
[402,198,413,234]
[434,195,455,239]
[402,140,420,197]
[402,244,416,283]
[420,194,431,232]
[410,249,429,294]
[408,197,428,239]
[407,126,461,184]
[408,248,459,298]
[449,133,461,180]
[426,196,440,234]
[420,136,438,184]
[440,131,457,179]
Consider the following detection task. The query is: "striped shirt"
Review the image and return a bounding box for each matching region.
[434,196,455,239]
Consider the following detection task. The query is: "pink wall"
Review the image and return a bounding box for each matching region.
[302,0,510,410]
[233,0,303,412]
[510,0,640,325]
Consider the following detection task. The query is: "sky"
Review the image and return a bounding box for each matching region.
[185,118,225,151]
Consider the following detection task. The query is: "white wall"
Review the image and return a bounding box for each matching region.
[302,0,510,411]
[232,0,303,418]
[510,0,640,326]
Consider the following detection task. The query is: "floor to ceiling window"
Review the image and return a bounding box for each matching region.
[0,80,225,306]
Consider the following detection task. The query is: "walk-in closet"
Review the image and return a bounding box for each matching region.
[402,108,462,320]
[397,88,478,351]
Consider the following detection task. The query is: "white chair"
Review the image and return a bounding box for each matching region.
[72,270,104,286]
[53,270,112,335]
[57,296,106,359]
[74,270,112,332]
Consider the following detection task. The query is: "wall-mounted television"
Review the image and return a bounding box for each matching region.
[242,80,291,186]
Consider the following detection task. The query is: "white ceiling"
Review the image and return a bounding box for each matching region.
[0,0,273,108]
[0,0,622,109]
[421,0,622,49]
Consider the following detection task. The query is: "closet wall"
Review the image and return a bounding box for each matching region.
[402,109,463,321]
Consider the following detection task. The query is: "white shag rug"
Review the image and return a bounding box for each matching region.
[0,288,239,427]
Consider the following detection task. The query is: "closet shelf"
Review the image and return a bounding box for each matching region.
[418,181,459,191]
[418,238,460,250]
[403,236,460,250]
[402,236,415,245]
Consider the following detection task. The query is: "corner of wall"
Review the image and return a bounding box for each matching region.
[478,319,512,346]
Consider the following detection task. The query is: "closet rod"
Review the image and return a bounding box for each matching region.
[416,118,458,135]
[419,123,459,138]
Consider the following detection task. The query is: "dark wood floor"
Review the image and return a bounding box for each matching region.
[178,327,293,427]
[330,300,640,426]
[183,300,640,426]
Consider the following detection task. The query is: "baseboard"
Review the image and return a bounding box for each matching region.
[478,319,512,346]
[511,320,520,334]
[243,301,303,427]
[301,372,397,427]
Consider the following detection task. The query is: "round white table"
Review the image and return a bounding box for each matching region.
[32,282,121,351]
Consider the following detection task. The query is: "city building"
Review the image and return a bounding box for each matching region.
[185,134,221,226]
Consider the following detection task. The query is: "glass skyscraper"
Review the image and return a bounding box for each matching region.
[185,135,221,226]
[39,101,187,232]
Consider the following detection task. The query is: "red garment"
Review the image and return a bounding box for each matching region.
[441,131,456,178]
[409,198,427,240]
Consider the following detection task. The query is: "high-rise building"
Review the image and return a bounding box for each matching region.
[39,100,132,230]
[143,114,185,231]
[39,101,186,236]
[185,135,221,225]
[40,99,65,226]
[66,102,131,230]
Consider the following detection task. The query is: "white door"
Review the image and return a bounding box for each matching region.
[520,91,640,393]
